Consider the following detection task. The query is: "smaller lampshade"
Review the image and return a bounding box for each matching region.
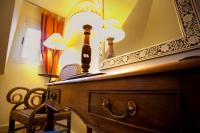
[43,33,67,50]
[104,27,125,43]
[102,18,125,42]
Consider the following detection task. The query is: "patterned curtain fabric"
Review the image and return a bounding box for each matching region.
[41,11,65,75]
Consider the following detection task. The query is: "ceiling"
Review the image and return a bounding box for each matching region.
[27,0,82,17]
[27,0,138,26]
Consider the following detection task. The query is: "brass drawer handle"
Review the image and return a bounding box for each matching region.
[102,98,136,119]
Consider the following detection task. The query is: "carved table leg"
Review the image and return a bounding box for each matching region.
[87,126,92,133]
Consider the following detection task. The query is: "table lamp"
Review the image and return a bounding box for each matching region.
[43,33,66,82]
[68,1,103,73]
[104,27,125,58]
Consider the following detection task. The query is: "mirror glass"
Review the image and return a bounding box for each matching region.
[105,0,182,57]
[100,0,200,69]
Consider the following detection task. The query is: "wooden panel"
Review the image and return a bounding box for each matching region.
[54,73,182,133]
[48,59,200,133]
[89,90,181,133]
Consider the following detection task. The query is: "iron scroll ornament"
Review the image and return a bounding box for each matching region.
[99,0,200,70]
[102,98,137,119]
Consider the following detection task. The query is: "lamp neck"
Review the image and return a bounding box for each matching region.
[83,24,92,45]
[107,37,114,58]
[107,37,114,46]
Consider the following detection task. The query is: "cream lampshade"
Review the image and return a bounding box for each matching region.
[104,27,125,43]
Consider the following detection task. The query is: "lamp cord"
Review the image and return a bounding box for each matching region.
[49,49,56,82]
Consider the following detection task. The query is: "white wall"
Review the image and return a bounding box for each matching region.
[141,0,182,48]
[70,111,87,133]
[6,0,24,63]
[0,1,48,129]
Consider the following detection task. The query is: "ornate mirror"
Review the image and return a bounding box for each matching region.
[99,0,200,70]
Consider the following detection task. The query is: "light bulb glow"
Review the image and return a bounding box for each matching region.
[68,11,103,32]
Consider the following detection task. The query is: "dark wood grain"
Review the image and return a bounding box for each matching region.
[48,59,200,133]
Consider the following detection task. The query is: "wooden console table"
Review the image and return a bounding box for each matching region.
[48,58,200,133]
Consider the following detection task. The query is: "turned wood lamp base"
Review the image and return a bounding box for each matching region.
[81,24,92,73]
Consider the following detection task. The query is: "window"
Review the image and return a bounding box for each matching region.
[21,27,42,65]
[13,16,42,65]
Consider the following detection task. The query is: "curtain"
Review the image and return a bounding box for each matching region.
[41,11,64,75]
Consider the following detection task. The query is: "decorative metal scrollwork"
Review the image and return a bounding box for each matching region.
[7,87,29,104]
[24,88,47,109]
[102,98,136,119]
[30,95,42,106]
[11,93,23,104]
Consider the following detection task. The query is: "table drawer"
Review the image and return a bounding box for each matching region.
[88,90,181,133]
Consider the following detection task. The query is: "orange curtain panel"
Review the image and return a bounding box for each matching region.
[41,11,64,75]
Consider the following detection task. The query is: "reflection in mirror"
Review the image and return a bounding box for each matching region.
[111,0,182,57]
[100,0,200,70]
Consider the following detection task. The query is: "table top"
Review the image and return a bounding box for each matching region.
[47,58,200,86]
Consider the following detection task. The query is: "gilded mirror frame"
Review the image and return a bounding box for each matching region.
[99,0,200,70]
